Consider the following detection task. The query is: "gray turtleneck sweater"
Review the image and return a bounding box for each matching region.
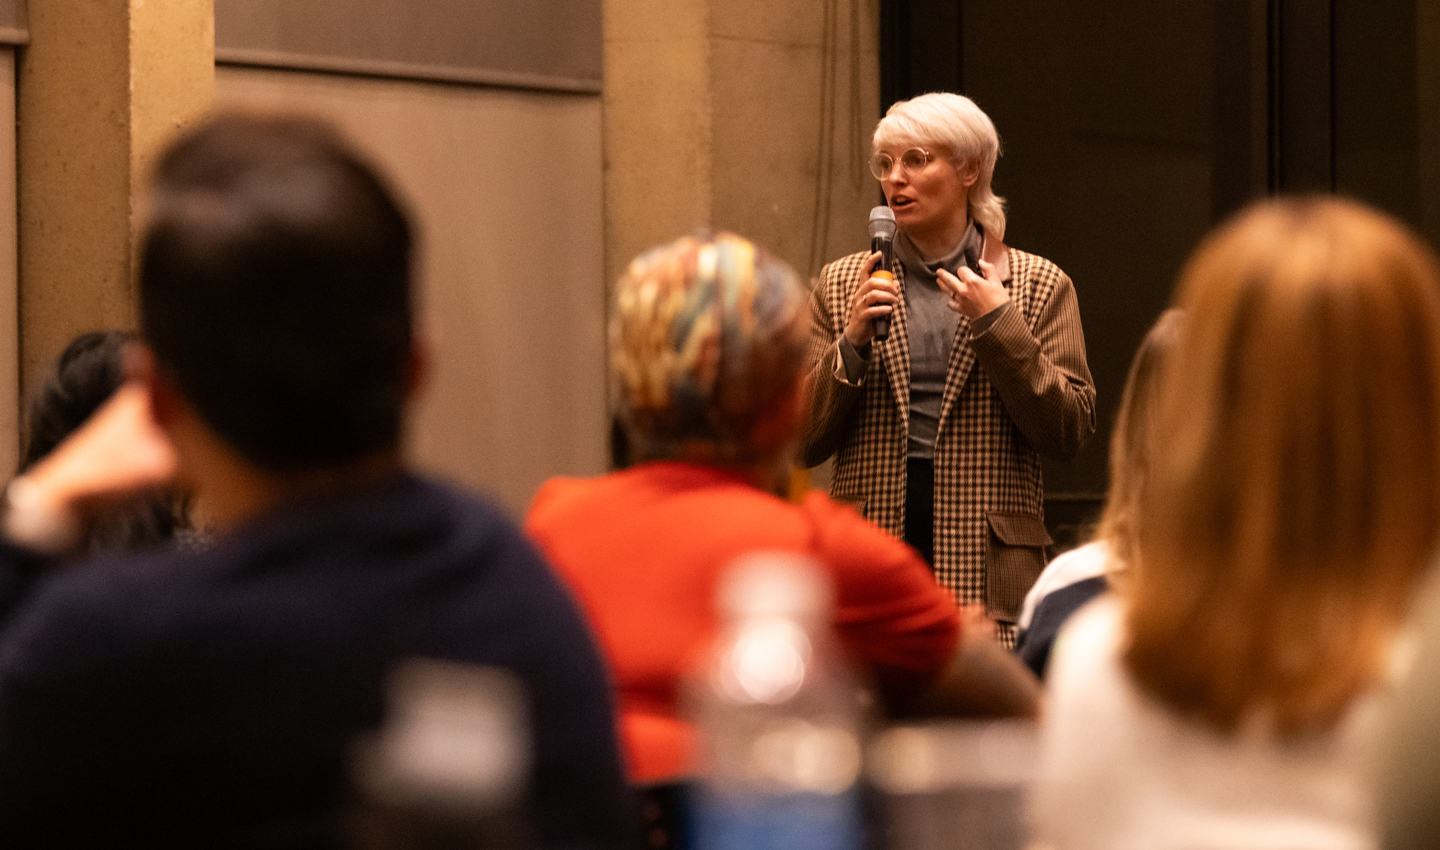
[836,222,1008,459]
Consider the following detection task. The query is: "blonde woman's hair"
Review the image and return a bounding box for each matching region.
[1126,196,1440,736]
[1093,308,1185,586]
[873,93,1007,241]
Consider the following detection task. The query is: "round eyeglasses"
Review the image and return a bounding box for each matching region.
[869,147,934,180]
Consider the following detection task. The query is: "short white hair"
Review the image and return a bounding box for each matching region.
[873,93,1006,242]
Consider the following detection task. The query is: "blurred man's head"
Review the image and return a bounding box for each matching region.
[609,231,808,469]
[139,113,414,471]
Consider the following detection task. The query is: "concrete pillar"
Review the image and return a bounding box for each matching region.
[0,50,17,476]
[603,0,880,290]
[18,0,214,392]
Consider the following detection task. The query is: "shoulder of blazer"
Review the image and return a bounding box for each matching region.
[1004,247,1072,316]
[820,250,874,288]
[1005,247,1069,288]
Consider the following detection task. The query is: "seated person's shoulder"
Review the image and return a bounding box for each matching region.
[387,476,543,557]
[0,545,213,694]
[525,475,595,532]
[22,543,208,617]
[1006,247,1072,289]
[529,465,792,535]
[799,489,956,612]
[799,490,913,565]
[1020,541,1112,627]
[1047,593,1123,684]
[402,477,572,595]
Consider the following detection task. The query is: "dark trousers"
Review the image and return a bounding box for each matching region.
[904,457,935,568]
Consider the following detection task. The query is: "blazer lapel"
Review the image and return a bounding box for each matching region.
[877,263,911,427]
[938,317,976,430]
[937,238,1011,430]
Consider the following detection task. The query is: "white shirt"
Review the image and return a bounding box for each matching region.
[1032,596,1382,850]
[1017,540,1111,631]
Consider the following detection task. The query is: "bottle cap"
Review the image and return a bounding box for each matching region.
[718,551,832,622]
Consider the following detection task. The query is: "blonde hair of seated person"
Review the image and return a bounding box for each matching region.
[1089,308,1184,589]
[1126,196,1440,737]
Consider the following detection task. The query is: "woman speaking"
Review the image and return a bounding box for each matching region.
[801,93,1095,639]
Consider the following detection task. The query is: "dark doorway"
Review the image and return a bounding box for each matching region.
[880,0,1435,551]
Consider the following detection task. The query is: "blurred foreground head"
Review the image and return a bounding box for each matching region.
[140,113,414,471]
[1094,307,1185,578]
[1128,196,1440,735]
[609,231,809,467]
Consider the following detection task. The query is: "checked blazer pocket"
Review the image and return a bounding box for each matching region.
[984,513,1053,621]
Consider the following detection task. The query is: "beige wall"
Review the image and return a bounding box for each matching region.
[604,0,881,289]
[17,0,212,396]
[2,0,872,505]
[217,67,607,516]
[2,0,876,505]
[0,49,16,475]
[710,0,881,278]
[601,0,878,496]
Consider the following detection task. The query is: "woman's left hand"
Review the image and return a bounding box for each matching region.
[937,259,1009,319]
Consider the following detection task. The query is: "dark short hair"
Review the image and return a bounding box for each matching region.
[139,113,413,470]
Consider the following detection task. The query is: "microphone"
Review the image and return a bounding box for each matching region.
[868,206,897,341]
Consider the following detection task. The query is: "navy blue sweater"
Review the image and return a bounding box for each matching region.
[0,474,631,848]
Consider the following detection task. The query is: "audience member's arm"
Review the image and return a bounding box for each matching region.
[893,605,1042,719]
[0,383,175,625]
[3,383,177,555]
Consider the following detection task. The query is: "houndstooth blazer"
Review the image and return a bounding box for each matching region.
[801,239,1095,624]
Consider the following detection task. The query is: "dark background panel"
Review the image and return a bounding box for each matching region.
[880,0,1432,550]
[1275,0,1335,192]
[966,0,1218,546]
[879,0,963,108]
[1333,0,1419,224]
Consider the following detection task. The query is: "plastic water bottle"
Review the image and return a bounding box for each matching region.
[350,659,535,850]
[685,552,866,850]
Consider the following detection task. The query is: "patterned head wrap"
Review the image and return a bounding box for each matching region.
[611,231,808,462]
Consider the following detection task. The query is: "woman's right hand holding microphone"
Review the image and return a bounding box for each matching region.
[843,250,899,349]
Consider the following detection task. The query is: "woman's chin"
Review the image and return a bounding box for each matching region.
[891,209,922,230]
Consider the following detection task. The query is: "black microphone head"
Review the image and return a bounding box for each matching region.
[868,205,897,241]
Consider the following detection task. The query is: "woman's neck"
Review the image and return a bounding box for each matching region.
[906,215,973,263]
[673,445,795,499]
[190,444,403,532]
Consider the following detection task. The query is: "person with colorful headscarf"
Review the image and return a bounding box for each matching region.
[525,231,1039,787]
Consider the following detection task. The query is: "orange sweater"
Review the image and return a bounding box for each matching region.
[526,461,961,782]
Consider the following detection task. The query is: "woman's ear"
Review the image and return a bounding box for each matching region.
[956,159,981,188]
[123,343,171,430]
